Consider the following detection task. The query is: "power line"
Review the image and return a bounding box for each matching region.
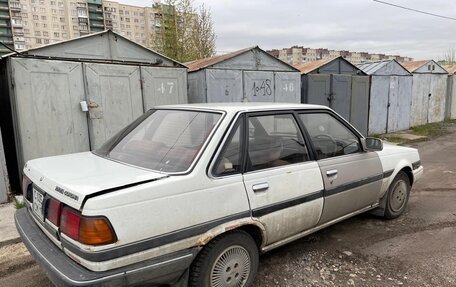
[373,0,456,21]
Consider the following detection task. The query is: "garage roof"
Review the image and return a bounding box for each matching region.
[0,30,185,67]
[185,46,298,72]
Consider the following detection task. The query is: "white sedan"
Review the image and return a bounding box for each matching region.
[16,103,423,287]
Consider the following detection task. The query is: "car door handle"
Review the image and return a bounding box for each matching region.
[326,169,338,177]
[252,183,269,192]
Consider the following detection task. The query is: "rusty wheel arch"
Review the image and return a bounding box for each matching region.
[194,220,267,250]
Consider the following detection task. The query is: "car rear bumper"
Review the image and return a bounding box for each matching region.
[15,208,200,286]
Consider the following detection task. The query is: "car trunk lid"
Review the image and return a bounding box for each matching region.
[24,152,168,210]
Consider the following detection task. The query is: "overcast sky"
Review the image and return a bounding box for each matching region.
[122,0,456,60]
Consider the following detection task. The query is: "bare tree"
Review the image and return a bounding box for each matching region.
[190,4,216,60]
[152,0,216,62]
[442,47,456,65]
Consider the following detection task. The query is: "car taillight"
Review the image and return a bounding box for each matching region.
[22,175,33,202]
[60,207,81,241]
[79,217,117,246]
[60,206,117,246]
[46,198,62,226]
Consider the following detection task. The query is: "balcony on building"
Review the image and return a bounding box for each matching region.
[11,20,22,27]
[9,1,21,11]
[88,6,103,13]
[0,29,11,36]
[78,17,89,24]
[13,36,24,42]
[89,14,104,20]
[77,7,88,18]
[12,27,23,36]
[0,38,13,45]
[91,22,105,28]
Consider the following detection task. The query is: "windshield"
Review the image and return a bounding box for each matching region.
[95,109,222,173]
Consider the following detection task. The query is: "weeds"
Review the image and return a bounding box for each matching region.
[13,197,26,209]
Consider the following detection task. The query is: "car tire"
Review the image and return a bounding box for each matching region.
[384,171,411,219]
[188,230,259,287]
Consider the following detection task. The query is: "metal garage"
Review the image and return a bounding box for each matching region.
[357,60,413,134]
[402,60,448,126]
[0,30,187,192]
[296,57,370,135]
[444,65,456,119]
[186,46,301,104]
[0,128,8,203]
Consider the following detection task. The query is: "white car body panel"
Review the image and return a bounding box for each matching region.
[376,143,422,197]
[243,162,324,245]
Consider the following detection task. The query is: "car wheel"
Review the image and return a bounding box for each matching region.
[384,171,411,219]
[189,230,259,287]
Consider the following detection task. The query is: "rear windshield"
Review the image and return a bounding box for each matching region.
[94,109,222,173]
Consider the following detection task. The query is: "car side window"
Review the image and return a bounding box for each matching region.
[299,113,361,160]
[247,114,309,171]
[213,120,243,176]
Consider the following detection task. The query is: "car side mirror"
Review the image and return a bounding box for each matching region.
[361,137,383,151]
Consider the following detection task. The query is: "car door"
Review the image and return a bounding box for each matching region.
[240,112,324,246]
[299,111,383,224]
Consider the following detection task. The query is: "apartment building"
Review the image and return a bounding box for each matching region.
[0,0,13,55]
[0,0,170,56]
[268,45,413,65]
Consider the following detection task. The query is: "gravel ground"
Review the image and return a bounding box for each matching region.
[1,126,456,287]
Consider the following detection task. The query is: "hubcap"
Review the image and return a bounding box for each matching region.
[210,245,251,287]
[390,180,407,212]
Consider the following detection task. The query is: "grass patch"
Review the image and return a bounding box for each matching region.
[13,197,26,209]
[410,122,447,138]
[381,136,406,143]
[370,134,381,139]
[369,133,406,144]
[372,119,456,145]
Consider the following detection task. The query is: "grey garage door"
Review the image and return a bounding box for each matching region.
[10,58,90,164]
[307,74,330,106]
[141,66,187,110]
[206,69,243,103]
[84,63,144,149]
[351,76,369,135]
[274,72,301,103]
[244,71,274,102]
[332,74,352,120]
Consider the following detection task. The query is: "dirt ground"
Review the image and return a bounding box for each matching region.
[1,126,456,287]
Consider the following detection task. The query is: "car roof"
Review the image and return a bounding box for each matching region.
[155,102,330,113]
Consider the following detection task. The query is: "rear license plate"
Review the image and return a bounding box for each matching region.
[32,188,44,221]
